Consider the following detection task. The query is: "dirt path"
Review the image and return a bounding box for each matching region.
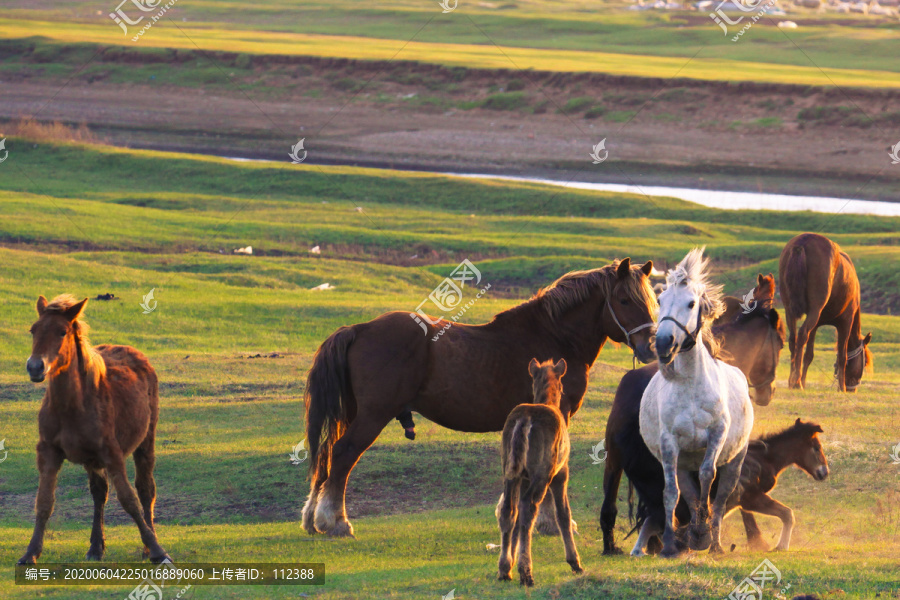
[2,59,898,200]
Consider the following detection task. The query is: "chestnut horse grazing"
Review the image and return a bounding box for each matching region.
[19,295,170,565]
[303,259,657,537]
[496,359,582,587]
[714,273,776,326]
[779,233,872,392]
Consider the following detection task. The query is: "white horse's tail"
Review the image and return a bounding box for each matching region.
[505,417,532,479]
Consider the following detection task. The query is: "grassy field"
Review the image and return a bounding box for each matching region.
[3,3,900,90]
[0,140,898,599]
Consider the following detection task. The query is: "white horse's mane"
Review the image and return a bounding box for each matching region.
[663,247,725,355]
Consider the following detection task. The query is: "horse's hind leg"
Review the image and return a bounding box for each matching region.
[600,444,623,555]
[800,327,819,389]
[550,468,583,575]
[106,453,170,563]
[516,477,550,587]
[709,446,747,554]
[86,468,109,560]
[133,438,158,558]
[314,412,393,537]
[677,470,709,551]
[791,303,825,390]
[741,494,794,551]
[497,480,519,581]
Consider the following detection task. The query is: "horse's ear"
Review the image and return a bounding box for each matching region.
[640,260,653,277]
[616,258,632,280]
[757,274,764,286]
[554,358,567,377]
[863,332,872,346]
[528,358,540,378]
[795,417,802,427]
[63,298,88,322]
[768,272,774,280]
[36,295,48,316]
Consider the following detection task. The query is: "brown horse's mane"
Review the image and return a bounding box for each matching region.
[722,299,787,345]
[44,294,107,389]
[530,260,657,322]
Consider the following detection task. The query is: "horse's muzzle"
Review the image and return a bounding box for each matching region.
[634,343,656,364]
[655,335,675,365]
[26,357,46,383]
[813,465,829,481]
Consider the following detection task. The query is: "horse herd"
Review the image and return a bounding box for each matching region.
[16,232,871,588]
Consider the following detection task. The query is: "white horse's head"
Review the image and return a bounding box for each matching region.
[656,247,724,365]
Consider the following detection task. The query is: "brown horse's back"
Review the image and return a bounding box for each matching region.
[95,344,158,455]
[779,233,859,322]
[501,404,568,479]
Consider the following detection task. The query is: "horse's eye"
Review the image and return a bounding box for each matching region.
[58,329,67,337]
[620,297,630,306]
[688,301,696,309]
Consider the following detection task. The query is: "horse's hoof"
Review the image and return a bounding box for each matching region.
[16,556,36,566]
[570,563,584,575]
[748,539,769,552]
[659,545,684,558]
[498,572,512,581]
[602,546,623,556]
[709,543,724,554]
[85,550,104,561]
[519,576,534,587]
[150,553,173,564]
[326,519,355,538]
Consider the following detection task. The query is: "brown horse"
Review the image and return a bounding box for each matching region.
[629,419,829,555]
[714,273,776,326]
[303,259,657,537]
[779,233,872,392]
[600,298,785,554]
[19,295,170,565]
[497,359,582,587]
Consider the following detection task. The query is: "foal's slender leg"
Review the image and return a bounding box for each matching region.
[740,509,769,551]
[314,412,393,537]
[133,438,158,559]
[741,494,794,551]
[106,453,170,563]
[497,481,519,581]
[659,436,682,558]
[18,443,65,565]
[709,446,746,554]
[550,467,583,574]
[516,477,549,587]
[600,445,623,555]
[86,468,109,560]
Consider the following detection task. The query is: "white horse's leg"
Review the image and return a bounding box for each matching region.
[659,435,682,558]
[694,424,726,551]
[709,445,747,553]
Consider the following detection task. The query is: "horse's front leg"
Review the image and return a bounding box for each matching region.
[709,445,747,554]
[694,425,726,552]
[658,435,682,558]
[741,493,794,551]
[18,443,64,565]
[835,329,850,392]
[676,470,707,551]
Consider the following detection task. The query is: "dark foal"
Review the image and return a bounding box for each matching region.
[497,359,582,587]
[19,295,170,564]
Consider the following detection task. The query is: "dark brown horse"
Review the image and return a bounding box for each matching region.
[600,299,785,554]
[715,273,776,326]
[497,359,582,587]
[302,259,657,537]
[19,295,170,564]
[629,419,828,555]
[779,233,872,392]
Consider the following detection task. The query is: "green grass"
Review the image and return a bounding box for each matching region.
[0,140,897,598]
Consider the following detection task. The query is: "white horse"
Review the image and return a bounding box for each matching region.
[639,248,754,557]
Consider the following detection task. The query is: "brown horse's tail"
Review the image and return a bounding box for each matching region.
[505,417,532,479]
[784,245,808,316]
[305,326,356,487]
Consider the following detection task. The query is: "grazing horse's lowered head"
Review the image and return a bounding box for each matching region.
[654,248,724,369]
[839,331,872,393]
